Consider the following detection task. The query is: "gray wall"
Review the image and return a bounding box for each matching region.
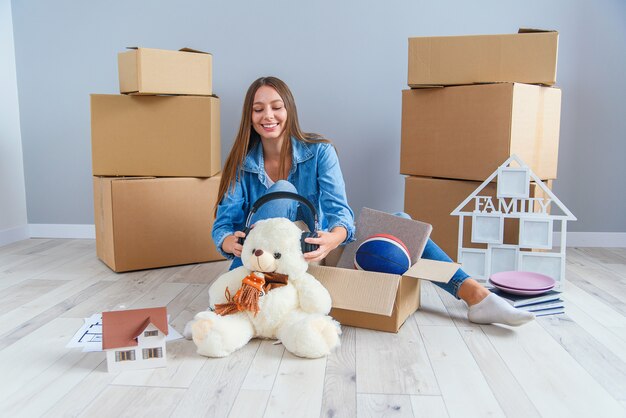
[1,0,27,233]
[11,0,626,233]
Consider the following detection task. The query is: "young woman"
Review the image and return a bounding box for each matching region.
[212,76,354,268]
[212,76,533,327]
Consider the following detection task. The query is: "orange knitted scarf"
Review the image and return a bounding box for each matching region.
[214,272,289,316]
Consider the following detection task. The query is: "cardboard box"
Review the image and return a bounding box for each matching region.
[404,176,552,261]
[91,94,220,177]
[400,83,561,181]
[408,29,558,87]
[93,175,225,272]
[118,47,212,95]
[309,208,459,333]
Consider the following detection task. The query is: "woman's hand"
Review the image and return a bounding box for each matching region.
[222,231,247,257]
[303,226,347,263]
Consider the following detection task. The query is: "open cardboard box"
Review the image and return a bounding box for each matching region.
[308,208,459,333]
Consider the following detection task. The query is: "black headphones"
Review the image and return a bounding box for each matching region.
[238,191,320,253]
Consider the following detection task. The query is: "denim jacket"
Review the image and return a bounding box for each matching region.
[212,137,356,259]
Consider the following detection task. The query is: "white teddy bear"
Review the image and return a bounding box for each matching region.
[186,217,341,359]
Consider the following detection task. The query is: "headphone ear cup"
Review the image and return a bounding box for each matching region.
[300,231,319,254]
[238,228,249,246]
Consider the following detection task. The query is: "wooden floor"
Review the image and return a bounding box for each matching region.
[0,239,625,417]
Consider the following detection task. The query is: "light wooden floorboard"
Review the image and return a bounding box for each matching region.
[0,317,85,405]
[0,273,107,335]
[433,287,542,418]
[569,261,626,304]
[59,269,178,319]
[0,279,114,351]
[410,395,449,418]
[170,340,260,417]
[455,326,541,418]
[41,360,117,418]
[483,321,625,417]
[0,238,53,256]
[0,239,624,417]
[34,250,114,281]
[321,325,357,418]
[563,294,626,360]
[0,253,81,291]
[0,278,66,315]
[574,247,626,265]
[79,385,186,418]
[0,349,104,418]
[413,280,456,327]
[241,339,285,391]
[566,251,626,315]
[431,284,471,328]
[164,283,208,321]
[356,394,414,417]
[420,325,505,418]
[356,318,439,396]
[1,239,93,283]
[561,280,626,328]
[169,284,211,336]
[264,352,327,418]
[537,314,626,401]
[229,389,272,418]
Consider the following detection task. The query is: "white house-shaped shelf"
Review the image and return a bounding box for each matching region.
[102,307,169,373]
[451,155,576,288]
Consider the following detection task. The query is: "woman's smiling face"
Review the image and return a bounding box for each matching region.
[251,85,288,142]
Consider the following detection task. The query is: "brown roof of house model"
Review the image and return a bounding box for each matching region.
[102,307,168,350]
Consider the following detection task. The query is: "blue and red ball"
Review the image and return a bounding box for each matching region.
[354,234,411,275]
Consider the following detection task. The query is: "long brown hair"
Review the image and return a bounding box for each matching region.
[216,76,330,215]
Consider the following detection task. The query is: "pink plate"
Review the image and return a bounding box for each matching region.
[489,271,556,291]
[488,279,554,292]
[490,282,554,296]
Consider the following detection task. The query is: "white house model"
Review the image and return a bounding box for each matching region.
[102,307,169,373]
[451,155,576,290]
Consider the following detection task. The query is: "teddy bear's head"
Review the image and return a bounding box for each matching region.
[241,217,309,277]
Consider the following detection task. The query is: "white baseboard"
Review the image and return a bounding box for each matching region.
[0,225,30,247]
[553,232,626,248]
[28,224,95,239]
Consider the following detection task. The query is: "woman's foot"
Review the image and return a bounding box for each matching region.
[458,279,534,326]
[467,293,535,326]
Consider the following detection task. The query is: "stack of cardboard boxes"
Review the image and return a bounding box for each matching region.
[401,29,562,261]
[91,47,225,272]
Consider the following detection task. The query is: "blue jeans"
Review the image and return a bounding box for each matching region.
[394,212,469,298]
[229,180,314,270]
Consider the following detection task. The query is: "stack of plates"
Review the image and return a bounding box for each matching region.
[488,271,556,296]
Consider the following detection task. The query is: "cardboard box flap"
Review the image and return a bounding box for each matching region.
[309,265,400,316]
[404,259,459,284]
[179,47,211,55]
[518,28,558,34]
[125,46,210,55]
[336,208,432,269]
